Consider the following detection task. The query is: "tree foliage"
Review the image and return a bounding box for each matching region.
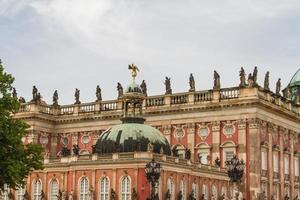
[0,60,44,190]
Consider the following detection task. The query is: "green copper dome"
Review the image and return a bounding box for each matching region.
[290,69,300,87]
[94,117,171,155]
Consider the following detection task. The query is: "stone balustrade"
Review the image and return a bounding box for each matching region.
[16,86,300,116]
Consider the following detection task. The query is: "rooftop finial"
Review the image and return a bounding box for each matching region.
[128,64,139,82]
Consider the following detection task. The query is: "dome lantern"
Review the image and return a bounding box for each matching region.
[94,64,171,155]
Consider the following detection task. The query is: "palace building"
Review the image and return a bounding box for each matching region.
[2,67,300,200]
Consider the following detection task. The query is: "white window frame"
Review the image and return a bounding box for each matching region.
[167,178,174,200]
[212,185,218,200]
[284,155,290,175]
[50,179,59,200]
[2,184,9,200]
[261,149,267,171]
[273,152,279,173]
[179,180,186,200]
[16,186,25,200]
[295,157,299,176]
[79,177,89,200]
[99,177,109,200]
[33,179,42,200]
[121,176,131,200]
[192,183,197,199]
[202,185,208,199]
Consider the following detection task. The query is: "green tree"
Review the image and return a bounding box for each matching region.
[0,60,44,190]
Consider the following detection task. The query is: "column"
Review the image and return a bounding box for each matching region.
[279,128,285,198]
[238,119,247,195]
[267,123,274,197]
[290,131,295,198]
[248,118,261,199]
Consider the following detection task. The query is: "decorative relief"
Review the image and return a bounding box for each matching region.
[81,132,90,145]
[212,121,220,132]
[173,125,186,140]
[187,123,195,134]
[222,121,236,138]
[72,132,78,145]
[162,125,172,135]
[237,119,246,130]
[39,132,49,145]
[197,123,210,141]
[259,121,268,138]
[61,136,69,147]
[247,119,259,129]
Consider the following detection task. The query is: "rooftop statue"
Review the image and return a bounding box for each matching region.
[213,70,220,90]
[32,85,38,101]
[239,67,246,87]
[189,73,195,92]
[12,87,17,99]
[248,73,254,87]
[53,90,59,106]
[128,64,139,81]
[140,80,147,96]
[253,66,258,85]
[283,87,291,99]
[264,71,270,91]
[74,88,81,104]
[117,82,123,98]
[165,77,172,95]
[276,78,281,96]
[19,97,26,103]
[96,85,102,101]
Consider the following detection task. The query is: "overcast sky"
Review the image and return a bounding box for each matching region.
[1,0,299,104]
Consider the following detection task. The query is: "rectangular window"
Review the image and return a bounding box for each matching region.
[295,157,299,176]
[199,152,209,164]
[261,150,267,170]
[273,152,278,173]
[284,155,289,175]
[225,151,234,162]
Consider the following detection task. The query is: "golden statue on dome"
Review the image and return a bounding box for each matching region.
[128,64,139,80]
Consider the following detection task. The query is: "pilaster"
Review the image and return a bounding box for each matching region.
[248,118,260,199]
[187,123,195,162]
[211,121,220,163]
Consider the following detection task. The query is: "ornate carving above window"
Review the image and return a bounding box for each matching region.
[223,123,235,138]
[173,126,185,139]
[40,134,48,145]
[61,137,69,146]
[197,125,210,140]
[81,134,90,145]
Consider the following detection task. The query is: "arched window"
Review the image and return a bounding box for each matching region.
[167,178,174,200]
[180,180,185,200]
[50,179,59,200]
[121,176,131,200]
[202,185,208,200]
[80,177,89,200]
[100,177,109,200]
[2,184,9,200]
[212,185,218,200]
[16,186,25,200]
[33,179,42,200]
[192,183,197,199]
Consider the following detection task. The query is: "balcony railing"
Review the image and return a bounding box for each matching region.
[16,86,300,116]
[171,94,188,105]
[220,87,239,99]
[194,91,212,102]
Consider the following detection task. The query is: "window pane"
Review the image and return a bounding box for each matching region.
[50,180,58,200]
